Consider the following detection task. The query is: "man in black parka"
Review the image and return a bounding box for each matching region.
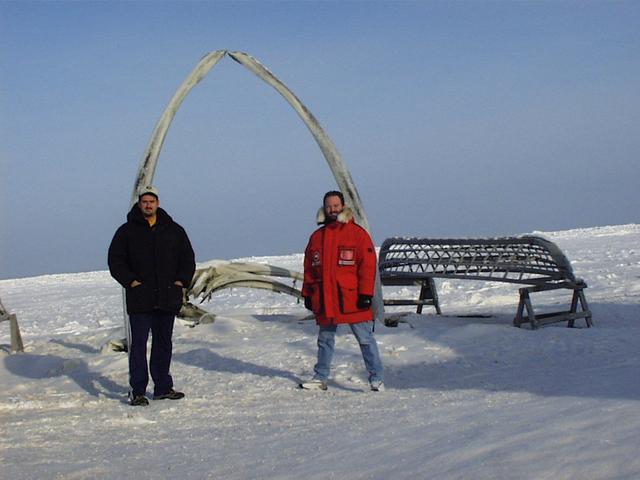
[108,186,195,406]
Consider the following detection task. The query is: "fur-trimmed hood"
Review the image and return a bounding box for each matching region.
[316,206,354,225]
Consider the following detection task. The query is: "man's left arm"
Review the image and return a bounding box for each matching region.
[357,230,377,298]
[175,227,196,288]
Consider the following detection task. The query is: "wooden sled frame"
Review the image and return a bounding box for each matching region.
[379,236,593,329]
[0,299,24,352]
[514,281,592,329]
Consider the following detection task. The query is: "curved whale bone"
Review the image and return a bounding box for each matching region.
[189,261,303,300]
[177,301,218,327]
[179,261,303,326]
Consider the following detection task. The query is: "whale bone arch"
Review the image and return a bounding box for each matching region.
[129,50,384,322]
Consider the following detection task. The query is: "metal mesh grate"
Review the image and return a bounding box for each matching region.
[379,236,576,285]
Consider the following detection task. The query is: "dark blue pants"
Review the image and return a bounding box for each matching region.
[129,311,175,397]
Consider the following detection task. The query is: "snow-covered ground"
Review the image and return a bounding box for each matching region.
[1,225,639,479]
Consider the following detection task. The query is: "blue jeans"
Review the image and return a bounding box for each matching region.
[314,321,383,383]
[129,311,175,397]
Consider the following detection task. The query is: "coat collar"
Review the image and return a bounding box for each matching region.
[316,206,354,225]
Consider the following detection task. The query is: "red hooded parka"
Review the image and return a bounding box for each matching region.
[302,207,377,326]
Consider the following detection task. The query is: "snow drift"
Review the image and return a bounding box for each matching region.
[1,225,639,479]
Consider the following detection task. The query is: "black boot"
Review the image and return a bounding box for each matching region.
[154,389,185,400]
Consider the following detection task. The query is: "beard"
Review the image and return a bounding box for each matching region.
[325,213,338,224]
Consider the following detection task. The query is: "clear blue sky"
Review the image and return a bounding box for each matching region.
[1,1,639,279]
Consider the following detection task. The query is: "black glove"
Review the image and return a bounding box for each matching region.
[304,296,313,311]
[357,295,372,309]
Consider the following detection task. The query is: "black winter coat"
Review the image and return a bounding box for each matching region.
[108,205,196,315]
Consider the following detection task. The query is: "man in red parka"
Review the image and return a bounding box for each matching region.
[300,191,384,391]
